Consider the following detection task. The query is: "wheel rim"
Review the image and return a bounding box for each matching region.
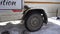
[28,16,42,31]
[31,17,40,27]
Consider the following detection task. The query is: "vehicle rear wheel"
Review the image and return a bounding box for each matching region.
[25,13,43,32]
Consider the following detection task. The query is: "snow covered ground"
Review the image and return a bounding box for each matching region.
[0,17,60,34]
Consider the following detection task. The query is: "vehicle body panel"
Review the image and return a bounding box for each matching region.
[25,0,60,17]
[0,10,23,21]
[0,0,60,21]
[0,0,24,21]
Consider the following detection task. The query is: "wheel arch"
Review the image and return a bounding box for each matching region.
[24,9,46,14]
[23,9,48,24]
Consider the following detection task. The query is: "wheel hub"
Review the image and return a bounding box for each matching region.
[31,17,39,27]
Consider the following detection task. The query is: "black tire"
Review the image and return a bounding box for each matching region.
[25,13,43,32]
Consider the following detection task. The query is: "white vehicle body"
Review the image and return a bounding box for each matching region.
[0,0,60,22]
[0,0,23,21]
[25,0,60,17]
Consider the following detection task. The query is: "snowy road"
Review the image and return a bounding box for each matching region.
[0,17,60,34]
